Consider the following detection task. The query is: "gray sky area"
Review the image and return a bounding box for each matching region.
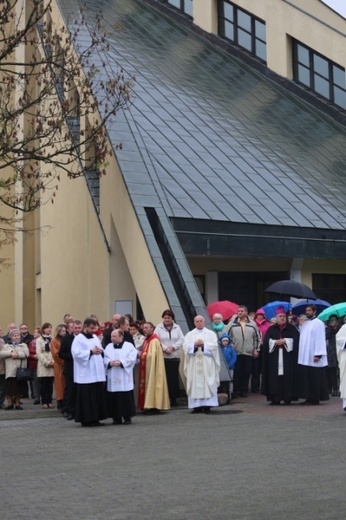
[322,0,346,17]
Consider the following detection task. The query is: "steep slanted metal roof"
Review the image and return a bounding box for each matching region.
[58,0,346,231]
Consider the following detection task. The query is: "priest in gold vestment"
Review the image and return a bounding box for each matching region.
[138,322,170,413]
[183,316,220,414]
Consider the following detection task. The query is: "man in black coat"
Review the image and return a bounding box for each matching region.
[102,314,121,348]
[59,320,82,420]
[261,306,300,405]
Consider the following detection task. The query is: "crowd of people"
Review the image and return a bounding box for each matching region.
[0,303,346,426]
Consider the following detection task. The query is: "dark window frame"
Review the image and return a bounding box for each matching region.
[218,0,266,63]
[165,0,193,17]
[312,273,346,305]
[292,39,346,109]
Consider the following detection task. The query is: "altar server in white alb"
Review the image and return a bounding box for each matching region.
[72,317,107,427]
[183,315,220,414]
[298,305,329,405]
[336,323,346,411]
[104,329,137,425]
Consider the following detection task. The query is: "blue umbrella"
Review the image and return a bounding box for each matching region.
[291,299,330,316]
[261,301,292,320]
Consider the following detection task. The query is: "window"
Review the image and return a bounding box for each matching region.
[218,1,266,62]
[312,274,346,304]
[293,40,346,109]
[166,0,193,17]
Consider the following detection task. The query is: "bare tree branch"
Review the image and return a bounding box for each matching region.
[0,0,133,244]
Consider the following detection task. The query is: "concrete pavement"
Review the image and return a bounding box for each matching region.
[0,394,345,520]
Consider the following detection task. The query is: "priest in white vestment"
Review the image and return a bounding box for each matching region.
[336,323,346,411]
[72,318,107,426]
[298,305,329,405]
[104,329,137,425]
[183,315,220,414]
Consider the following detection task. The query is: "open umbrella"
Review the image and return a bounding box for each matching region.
[207,300,239,321]
[292,298,330,316]
[318,302,346,322]
[264,280,317,300]
[261,301,292,320]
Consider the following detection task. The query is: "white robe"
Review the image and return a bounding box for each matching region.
[72,333,106,384]
[298,318,327,367]
[183,327,220,408]
[104,341,137,392]
[336,324,346,400]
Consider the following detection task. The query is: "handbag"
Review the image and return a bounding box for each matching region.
[16,360,35,382]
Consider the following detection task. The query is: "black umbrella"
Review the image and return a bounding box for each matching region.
[264,280,318,300]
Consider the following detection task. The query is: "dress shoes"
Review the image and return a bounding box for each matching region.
[82,421,104,427]
[190,407,203,414]
[143,408,161,415]
[5,405,13,410]
[67,414,75,421]
[112,419,123,425]
[33,399,40,405]
[123,417,131,425]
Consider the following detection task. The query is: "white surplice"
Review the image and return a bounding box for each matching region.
[104,341,137,392]
[336,324,346,400]
[298,318,327,367]
[183,327,220,408]
[269,338,294,375]
[72,333,106,384]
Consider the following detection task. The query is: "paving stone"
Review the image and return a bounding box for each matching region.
[0,394,345,519]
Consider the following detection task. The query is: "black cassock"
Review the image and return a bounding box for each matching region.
[261,323,300,403]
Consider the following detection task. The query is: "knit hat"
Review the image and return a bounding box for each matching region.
[9,329,20,337]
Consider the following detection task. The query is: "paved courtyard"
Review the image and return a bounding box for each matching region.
[1,394,345,520]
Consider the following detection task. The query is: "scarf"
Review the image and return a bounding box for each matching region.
[212,322,224,332]
[42,334,52,352]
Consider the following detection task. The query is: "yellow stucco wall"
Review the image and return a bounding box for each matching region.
[35,145,168,327]
[0,237,15,330]
[100,152,169,324]
[1,0,169,329]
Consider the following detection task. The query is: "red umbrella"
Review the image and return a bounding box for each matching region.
[207,300,239,321]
